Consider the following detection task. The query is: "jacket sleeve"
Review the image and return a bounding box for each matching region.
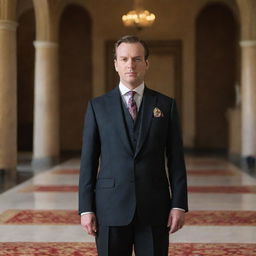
[78,100,101,214]
[166,99,188,212]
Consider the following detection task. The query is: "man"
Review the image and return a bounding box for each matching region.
[79,35,188,256]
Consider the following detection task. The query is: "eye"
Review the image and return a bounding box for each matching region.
[134,57,142,62]
[120,57,127,62]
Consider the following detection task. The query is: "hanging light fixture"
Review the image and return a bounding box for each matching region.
[122,0,156,30]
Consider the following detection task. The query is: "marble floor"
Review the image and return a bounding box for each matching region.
[0,156,256,255]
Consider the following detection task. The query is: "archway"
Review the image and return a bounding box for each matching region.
[17,8,36,153]
[59,4,92,156]
[195,3,238,153]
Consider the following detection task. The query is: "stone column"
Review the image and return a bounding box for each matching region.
[32,41,59,168]
[240,40,256,167]
[0,20,18,174]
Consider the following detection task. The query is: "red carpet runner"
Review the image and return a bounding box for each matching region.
[0,242,255,256]
[21,185,256,193]
[1,210,256,226]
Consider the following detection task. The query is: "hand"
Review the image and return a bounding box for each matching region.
[81,213,97,237]
[167,209,185,234]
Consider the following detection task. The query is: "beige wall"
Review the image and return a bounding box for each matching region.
[71,0,238,148]
[16,0,239,151]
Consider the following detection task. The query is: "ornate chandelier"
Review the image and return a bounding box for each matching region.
[122,0,156,30]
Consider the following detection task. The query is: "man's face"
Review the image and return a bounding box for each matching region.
[114,42,149,89]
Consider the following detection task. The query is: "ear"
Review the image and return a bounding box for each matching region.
[145,59,149,70]
[114,59,118,72]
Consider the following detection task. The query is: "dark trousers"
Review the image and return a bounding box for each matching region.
[95,211,169,256]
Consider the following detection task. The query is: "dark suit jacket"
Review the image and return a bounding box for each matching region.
[79,86,188,226]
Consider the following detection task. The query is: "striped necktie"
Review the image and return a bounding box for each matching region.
[127,91,137,120]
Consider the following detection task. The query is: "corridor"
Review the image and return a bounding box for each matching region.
[0,155,255,255]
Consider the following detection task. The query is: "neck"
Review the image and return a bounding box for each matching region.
[121,81,143,90]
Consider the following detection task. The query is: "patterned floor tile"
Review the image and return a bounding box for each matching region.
[21,185,256,193]
[52,169,241,177]
[188,185,256,193]
[186,211,256,225]
[51,169,240,176]
[1,210,256,226]
[21,185,78,192]
[187,169,240,176]
[185,158,228,165]
[0,242,255,256]
[0,210,79,225]
[52,169,79,175]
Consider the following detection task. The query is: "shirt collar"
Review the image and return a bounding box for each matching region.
[119,82,145,96]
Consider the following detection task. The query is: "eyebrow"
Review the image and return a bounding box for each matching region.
[119,56,143,58]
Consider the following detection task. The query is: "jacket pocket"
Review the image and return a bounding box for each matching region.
[96,178,115,188]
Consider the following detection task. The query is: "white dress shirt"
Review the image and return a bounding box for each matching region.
[81,82,184,215]
[119,81,144,111]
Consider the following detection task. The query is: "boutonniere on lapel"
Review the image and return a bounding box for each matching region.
[153,107,164,117]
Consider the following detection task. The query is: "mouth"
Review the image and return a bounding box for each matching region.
[126,72,137,76]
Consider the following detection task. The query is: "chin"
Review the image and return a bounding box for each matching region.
[125,79,137,85]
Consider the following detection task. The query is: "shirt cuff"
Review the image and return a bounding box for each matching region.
[172,208,185,212]
[80,212,94,215]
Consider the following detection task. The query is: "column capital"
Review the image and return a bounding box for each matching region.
[0,20,18,31]
[240,40,256,47]
[33,41,58,48]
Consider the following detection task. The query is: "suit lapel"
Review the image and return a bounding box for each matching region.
[135,87,156,158]
[107,86,134,156]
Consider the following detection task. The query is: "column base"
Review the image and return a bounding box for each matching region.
[0,168,17,179]
[0,168,17,193]
[240,155,256,176]
[31,156,60,171]
[228,153,241,167]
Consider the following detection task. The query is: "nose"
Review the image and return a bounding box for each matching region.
[127,58,135,69]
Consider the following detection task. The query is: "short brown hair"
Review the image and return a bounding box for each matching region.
[113,35,149,60]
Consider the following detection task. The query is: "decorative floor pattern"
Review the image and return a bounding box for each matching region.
[21,185,78,192]
[1,156,255,254]
[1,210,256,226]
[0,242,96,256]
[21,185,256,193]
[52,169,79,175]
[186,159,228,165]
[188,185,256,193]
[187,169,240,176]
[0,242,255,256]
[186,210,256,226]
[52,169,240,176]
[0,210,80,225]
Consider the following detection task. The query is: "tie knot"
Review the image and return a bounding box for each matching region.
[127,91,136,98]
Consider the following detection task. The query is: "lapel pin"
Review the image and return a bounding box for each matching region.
[153,107,164,117]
